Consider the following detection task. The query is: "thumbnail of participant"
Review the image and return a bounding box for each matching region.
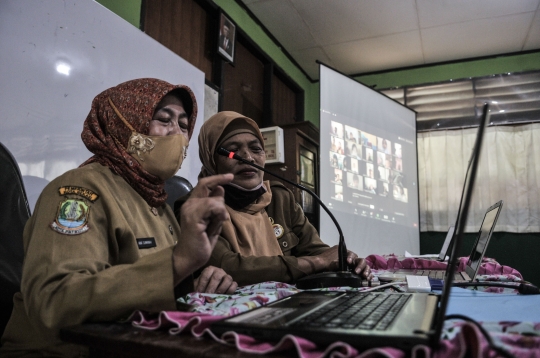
[377,137,391,155]
[347,172,362,190]
[389,169,402,186]
[351,158,359,174]
[377,151,385,166]
[364,177,377,194]
[343,156,351,171]
[394,143,402,158]
[330,152,345,170]
[333,169,343,184]
[378,182,389,196]
[334,184,344,201]
[345,125,358,143]
[331,135,338,152]
[393,184,408,202]
[346,141,361,159]
[385,156,392,169]
[395,158,403,172]
[377,166,389,181]
[361,131,377,148]
[331,121,344,138]
[334,137,345,154]
[365,147,373,162]
[366,162,374,179]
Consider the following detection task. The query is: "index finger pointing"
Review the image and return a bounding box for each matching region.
[190,174,234,198]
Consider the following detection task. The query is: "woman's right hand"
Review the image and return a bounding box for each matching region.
[172,174,233,285]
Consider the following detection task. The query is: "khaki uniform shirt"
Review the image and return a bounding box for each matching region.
[1,163,189,357]
[176,181,330,286]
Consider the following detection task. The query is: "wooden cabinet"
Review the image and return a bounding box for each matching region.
[263,122,320,230]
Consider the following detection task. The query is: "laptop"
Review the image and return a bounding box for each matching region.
[404,225,453,262]
[437,225,454,261]
[379,200,503,282]
[210,103,491,352]
[435,225,455,261]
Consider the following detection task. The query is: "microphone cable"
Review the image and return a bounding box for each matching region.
[444,314,515,358]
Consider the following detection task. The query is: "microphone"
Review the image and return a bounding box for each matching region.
[217,147,366,289]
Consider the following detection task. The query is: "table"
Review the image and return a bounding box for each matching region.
[60,286,540,358]
[60,322,293,358]
[60,257,540,358]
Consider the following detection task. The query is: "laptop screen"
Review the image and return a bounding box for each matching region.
[437,225,455,261]
[465,200,503,279]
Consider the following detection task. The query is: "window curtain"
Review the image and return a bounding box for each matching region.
[417,123,540,233]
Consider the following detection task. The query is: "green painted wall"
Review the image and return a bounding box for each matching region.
[355,51,540,90]
[96,0,141,28]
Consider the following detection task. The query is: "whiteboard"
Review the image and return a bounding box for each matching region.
[0,0,205,211]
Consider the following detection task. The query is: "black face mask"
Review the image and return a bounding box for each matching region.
[223,184,266,210]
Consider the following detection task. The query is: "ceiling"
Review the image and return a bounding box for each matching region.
[239,0,540,81]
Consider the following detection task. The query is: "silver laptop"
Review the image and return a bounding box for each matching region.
[433,224,455,261]
[403,225,453,262]
[210,104,491,352]
[380,200,503,282]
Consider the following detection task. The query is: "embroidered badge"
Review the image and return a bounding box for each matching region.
[58,186,99,202]
[51,186,97,235]
[269,217,284,239]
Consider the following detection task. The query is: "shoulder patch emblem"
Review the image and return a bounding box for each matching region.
[51,186,98,235]
[58,186,99,202]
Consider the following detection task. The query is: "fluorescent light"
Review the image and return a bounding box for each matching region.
[56,63,71,76]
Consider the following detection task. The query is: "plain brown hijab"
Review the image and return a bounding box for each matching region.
[198,112,283,257]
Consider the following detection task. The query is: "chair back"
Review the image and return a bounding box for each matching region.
[164,175,193,209]
[0,142,31,338]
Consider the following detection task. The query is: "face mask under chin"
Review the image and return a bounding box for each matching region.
[127,132,188,181]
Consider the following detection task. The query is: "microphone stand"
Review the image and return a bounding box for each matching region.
[217,148,365,289]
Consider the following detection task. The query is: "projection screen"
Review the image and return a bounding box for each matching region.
[319,64,420,257]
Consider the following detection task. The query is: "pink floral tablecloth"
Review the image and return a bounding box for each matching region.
[128,257,539,358]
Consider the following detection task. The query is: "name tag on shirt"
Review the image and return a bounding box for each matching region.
[136,237,156,249]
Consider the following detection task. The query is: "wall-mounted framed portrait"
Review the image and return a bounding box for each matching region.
[217,11,236,64]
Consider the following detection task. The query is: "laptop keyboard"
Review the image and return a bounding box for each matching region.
[420,270,445,279]
[414,270,463,280]
[292,292,411,331]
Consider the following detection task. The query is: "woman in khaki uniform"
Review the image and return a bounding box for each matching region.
[0,79,236,357]
[175,111,373,286]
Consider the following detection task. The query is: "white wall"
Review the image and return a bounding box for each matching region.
[0,0,205,211]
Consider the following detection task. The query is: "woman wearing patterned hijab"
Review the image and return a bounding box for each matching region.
[1,79,236,356]
[175,111,372,286]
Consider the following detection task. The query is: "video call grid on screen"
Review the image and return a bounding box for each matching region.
[319,64,420,256]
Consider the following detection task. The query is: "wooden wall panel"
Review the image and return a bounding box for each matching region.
[143,0,213,81]
[143,0,303,126]
[222,40,264,125]
[272,73,297,126]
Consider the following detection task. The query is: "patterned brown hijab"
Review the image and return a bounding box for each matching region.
[198,112,283,257]
[80,78,197,208]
